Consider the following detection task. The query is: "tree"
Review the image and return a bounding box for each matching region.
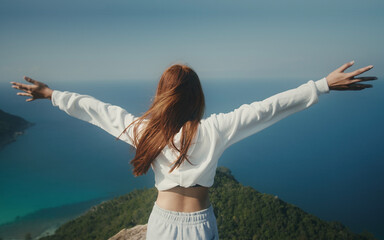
[25,233,32,240]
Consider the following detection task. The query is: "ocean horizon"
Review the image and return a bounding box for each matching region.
[1,78,383,239]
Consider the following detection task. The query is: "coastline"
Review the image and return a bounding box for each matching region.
[0,197,106,240]
[0,109,34,150]
[0,125,34,150]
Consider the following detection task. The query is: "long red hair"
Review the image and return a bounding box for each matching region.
[121,64,205,176]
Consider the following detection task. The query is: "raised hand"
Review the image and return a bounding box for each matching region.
[11,76,53,101]
[326,61,377,90]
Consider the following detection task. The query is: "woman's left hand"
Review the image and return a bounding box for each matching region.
[11,76,53,102]
[326,61,377,91]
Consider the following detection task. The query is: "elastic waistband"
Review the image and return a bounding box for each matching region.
[152,203,215,225]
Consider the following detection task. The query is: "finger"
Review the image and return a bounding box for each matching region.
[24,76,38,85]
[347,83,373,91]
[337,61,355,73]
[12,83,30,91]
[348,65,374,77]
[26,98,35,102]
[330,83,372,91]
[350,76,378,83]
[11,82,25,88]
[17,92,33,97]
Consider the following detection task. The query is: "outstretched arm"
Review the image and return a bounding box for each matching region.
[207,61,377,149]
[11,77,136,145]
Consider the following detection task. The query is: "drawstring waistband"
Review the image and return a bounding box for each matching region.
[152,203,215,225]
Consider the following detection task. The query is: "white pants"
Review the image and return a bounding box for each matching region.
[146,203,219,240]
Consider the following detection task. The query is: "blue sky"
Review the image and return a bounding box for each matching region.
[0,0,383,83]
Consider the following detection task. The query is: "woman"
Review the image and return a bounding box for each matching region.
[11,61,376,239]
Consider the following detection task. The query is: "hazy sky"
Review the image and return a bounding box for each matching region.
[0,0,383,83]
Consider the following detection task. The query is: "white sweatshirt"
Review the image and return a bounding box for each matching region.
[52,78,329,190]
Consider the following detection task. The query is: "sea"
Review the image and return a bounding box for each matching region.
[1,78,383,239]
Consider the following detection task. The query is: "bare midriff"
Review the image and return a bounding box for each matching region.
[156,186,210,212]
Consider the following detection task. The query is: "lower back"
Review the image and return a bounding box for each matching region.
[156,186,210,212]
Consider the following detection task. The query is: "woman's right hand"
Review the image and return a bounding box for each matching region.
[326,61,377,90]
[11,76,53,102]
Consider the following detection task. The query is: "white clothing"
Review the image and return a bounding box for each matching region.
[146,203,218,240]
[51,78,329,191]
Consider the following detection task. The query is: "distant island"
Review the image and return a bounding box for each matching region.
[0,109,32,149]
[38,167,375,240]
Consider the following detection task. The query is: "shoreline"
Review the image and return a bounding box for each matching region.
[0,197,106,240]
[0,126,33,150]
[0,108,34,150]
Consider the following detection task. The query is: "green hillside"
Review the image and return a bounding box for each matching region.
[0,109,32,148]
[40,167,376,240]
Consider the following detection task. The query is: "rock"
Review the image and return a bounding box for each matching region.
[108,224,147,240]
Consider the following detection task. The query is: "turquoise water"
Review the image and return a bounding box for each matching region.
[1,79,383,238]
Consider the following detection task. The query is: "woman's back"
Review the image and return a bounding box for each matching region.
[157,186,210,212]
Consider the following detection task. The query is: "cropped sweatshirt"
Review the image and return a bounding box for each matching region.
[52,78,329,190]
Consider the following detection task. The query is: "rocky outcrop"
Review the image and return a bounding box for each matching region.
[108,225,147,240]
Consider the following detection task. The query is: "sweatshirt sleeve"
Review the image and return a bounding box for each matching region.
[51,90,136,145]
[206,78,329,149]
